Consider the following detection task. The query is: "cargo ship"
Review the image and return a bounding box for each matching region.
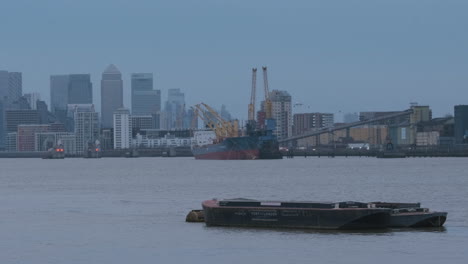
[202,199,391,230]
[192,131,282,160]
[191,67,283,160]
[192,136,260,160]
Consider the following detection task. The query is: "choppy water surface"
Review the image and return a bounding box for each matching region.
[1,157,467,263]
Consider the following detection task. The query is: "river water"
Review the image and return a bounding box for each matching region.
[0,157,467,263]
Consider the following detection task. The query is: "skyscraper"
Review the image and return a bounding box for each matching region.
[0,71,22,106]
[0,71,22,148]
[50,75,70,122]
[131,73,161,115]
[164,88,185,129]
[101,65,123,128]
[113,108,132,149]
[68,74,93,104]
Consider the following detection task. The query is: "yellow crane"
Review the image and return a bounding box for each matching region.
[248,68,257,122]
[193,103,239,139]
[262,66,273,119]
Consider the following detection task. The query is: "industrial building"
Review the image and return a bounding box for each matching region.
[293,113,334,136]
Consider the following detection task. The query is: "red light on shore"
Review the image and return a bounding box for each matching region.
[95,148,99,152]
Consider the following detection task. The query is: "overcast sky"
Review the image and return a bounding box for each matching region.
[1,0,467,120]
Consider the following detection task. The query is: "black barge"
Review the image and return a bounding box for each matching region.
[202,199,447,230]
[202,199,391,230]
[372,202,447,228]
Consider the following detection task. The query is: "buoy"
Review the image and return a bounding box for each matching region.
[186,210,205,222]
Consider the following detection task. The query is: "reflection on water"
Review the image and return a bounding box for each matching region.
[204,225,447,236]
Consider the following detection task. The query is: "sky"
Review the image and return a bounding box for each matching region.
[1,0,467,121]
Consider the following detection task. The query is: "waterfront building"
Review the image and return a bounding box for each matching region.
[270,90,292,140]
[100,129,113,150]
[454,105,468,144]
[73,106,99,153]
[56,134,77,155]
[113,108,132,149]
[133,133,193,148]
[68,74,93,104]
[101,65,123,128]
[66,104,95,132]
[49,122,67,132]
[0,100,4,148]
[6,132,17,152]
[35,132,76,154]
[416,131,440,146]
[293,113,334,136]
[132,115,154,130]
[131,73,161,115]
[5,110,40,133]
[17,124,49,152]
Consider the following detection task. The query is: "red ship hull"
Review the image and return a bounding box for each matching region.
[194,149,259,160]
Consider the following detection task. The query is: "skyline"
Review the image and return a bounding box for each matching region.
[1,0,468,119]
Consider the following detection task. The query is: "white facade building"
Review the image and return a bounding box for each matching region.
[193,130,216,146]
[133,133,193,148]
[73,106,99,153]
[114,108,132,149]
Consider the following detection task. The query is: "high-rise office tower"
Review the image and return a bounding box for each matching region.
[113,108,132,149]
[0,71,22,148]
[0,71,22,106]
[68,74,93,104]
[165,88,185,129]
[50,75,70,117]
[101,65,123,128]
[131,73,161,115]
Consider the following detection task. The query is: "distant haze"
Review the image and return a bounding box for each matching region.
[1,0,467,120]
